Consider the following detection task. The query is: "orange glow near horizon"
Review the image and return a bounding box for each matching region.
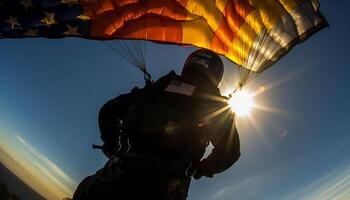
[0,132,77,200]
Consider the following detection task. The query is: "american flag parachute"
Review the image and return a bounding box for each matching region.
[0,0,328,84]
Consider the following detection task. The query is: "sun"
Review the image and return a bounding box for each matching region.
[228,90,254,116]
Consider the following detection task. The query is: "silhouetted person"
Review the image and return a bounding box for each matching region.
[73,49,241,200]
[0,183,21,200]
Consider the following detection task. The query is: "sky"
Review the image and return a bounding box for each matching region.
[0,1,349,200]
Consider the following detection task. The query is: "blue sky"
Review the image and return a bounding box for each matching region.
[0,1,349,199]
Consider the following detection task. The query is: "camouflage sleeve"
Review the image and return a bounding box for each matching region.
[198,110,241,177]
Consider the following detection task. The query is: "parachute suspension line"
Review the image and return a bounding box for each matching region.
[262,28,285,74]
[237,34,246,90]
[239,29,270,86]
[103,40,153,85]
[236,33,257,90]
[237,26,282,90]
[236,26,257,89]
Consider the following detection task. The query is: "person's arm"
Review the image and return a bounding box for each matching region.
[98,92,134,146]
[196,110,241,178]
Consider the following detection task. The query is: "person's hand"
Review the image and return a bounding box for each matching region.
[193,163,213,180]
[102,142,116,158]
[193,170,202,180]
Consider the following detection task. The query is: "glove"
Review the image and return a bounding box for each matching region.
[193,170,202,180]
[193,162,214,180]
[102,142,117,159]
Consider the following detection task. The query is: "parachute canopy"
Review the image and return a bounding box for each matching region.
[1,0,327,81]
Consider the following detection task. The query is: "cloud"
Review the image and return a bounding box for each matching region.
[15,134,77,190]
[282,164,350,200]
[278,129,288,138]
[212,176,264,200]
[0,133,78,200]
[32,161,73,195]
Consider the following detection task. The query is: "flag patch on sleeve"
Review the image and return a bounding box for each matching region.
[165,80,196,96]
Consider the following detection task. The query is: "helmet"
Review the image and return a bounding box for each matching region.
[182,49,224,87]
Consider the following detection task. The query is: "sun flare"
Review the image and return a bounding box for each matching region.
[228,90,254,116]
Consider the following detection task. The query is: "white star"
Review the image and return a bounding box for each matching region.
[64,25,81,36]
[21,0,34,10]
[6,16,21,30]
[41,11,56,26]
